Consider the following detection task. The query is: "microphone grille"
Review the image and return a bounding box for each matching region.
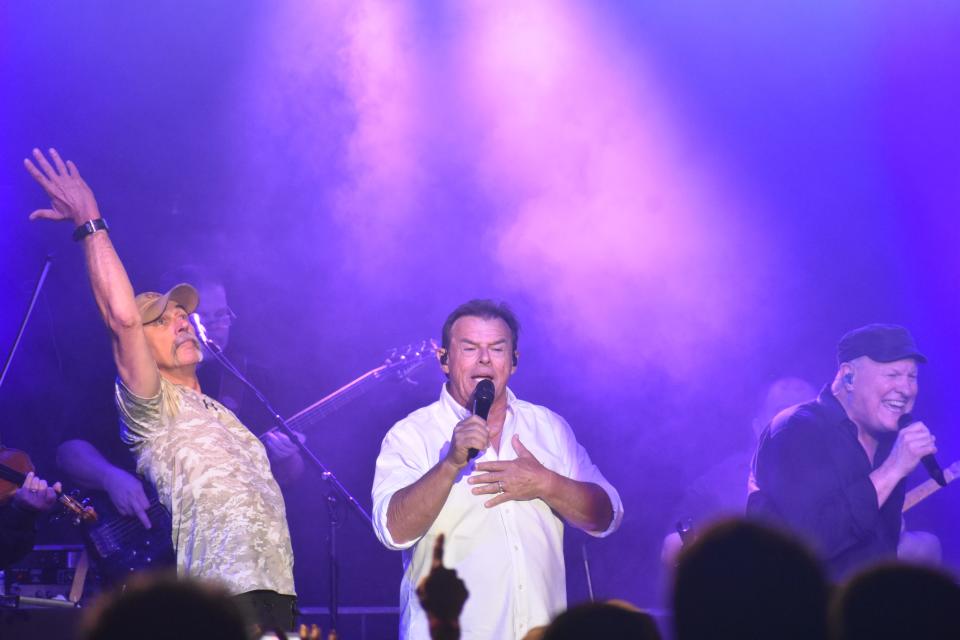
[476,378,495,400]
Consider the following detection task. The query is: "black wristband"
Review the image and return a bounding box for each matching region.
[72,218,109,242]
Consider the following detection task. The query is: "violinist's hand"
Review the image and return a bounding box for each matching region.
[13,471,61,513]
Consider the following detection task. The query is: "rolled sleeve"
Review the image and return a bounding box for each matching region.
[593,479,624,538]
[557,414,624,538]
[371,425,431,551]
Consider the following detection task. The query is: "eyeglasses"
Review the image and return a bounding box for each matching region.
[200,306,238,324]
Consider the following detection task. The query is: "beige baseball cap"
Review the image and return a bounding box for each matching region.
[135,283,199,324]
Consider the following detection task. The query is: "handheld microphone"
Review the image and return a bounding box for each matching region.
[189,313,221,354]
[898,413,946,487]
[467,379,495,461]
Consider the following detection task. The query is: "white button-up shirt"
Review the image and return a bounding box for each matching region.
[372,385,623,640]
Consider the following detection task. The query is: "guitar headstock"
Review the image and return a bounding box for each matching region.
[381,339,439,383]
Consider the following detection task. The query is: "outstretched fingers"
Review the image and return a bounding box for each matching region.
[31,147,59,180]
[23,156,53,191]
[48,148,69,176]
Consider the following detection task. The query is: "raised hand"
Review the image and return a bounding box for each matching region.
[416,534,469,640]
[23,148,100,225]
[468,434,554,508]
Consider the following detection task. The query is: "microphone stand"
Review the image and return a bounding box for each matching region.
[0,255,53,391]
[195,330,371,635]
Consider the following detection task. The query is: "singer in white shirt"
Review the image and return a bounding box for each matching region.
[372,300,623,640]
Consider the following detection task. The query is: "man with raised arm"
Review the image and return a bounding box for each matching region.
[55,265,304,534]
[372,299,623,640]
[24,149,296,630]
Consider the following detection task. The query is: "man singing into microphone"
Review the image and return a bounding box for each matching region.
[748,323,938,579]
[23,149,296,630]
[372,299,623,640]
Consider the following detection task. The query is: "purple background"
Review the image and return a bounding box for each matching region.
[2,0,958,615]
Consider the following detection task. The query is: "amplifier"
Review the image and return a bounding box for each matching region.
[2,544,86,600]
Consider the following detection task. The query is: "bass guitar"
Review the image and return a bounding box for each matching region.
[82,480,176,587]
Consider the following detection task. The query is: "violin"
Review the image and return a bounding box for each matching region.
[0,446,97,525]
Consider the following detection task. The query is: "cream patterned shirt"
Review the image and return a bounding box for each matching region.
[116,376,295,596]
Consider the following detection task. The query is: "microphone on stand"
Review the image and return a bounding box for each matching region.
[467,379,495,461]
[189,313,221,354]
[898,413,946,487]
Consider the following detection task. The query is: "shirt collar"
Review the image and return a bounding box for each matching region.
[816,383,896,456]
[439,383,517,420]
[815,383,853,433]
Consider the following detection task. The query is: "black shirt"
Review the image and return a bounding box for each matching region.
[747,385,903,579]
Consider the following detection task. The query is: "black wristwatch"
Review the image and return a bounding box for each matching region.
[72,218,109,242]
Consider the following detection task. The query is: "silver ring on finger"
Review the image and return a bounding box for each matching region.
[498,480,504,494]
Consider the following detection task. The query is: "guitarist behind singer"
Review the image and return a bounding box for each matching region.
[56,268,305,531]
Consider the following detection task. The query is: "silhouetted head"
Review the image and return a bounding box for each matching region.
[81,573,251,640]
[830,562,960,640]
[542,601,662,640]
[673,518,828,640]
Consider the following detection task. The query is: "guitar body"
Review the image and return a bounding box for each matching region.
[82,480,176,587]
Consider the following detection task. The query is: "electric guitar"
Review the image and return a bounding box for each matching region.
[82,481,175,586]
[902,459,960,513]
[259,339,438,441]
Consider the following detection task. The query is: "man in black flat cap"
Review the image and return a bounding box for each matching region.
[747,324,938,579]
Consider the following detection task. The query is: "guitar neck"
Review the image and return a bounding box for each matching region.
[262,364,389,438]
[903,463,958,513]
[257,339,436,440]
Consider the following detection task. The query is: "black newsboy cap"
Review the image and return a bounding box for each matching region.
[837,323,927,365]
